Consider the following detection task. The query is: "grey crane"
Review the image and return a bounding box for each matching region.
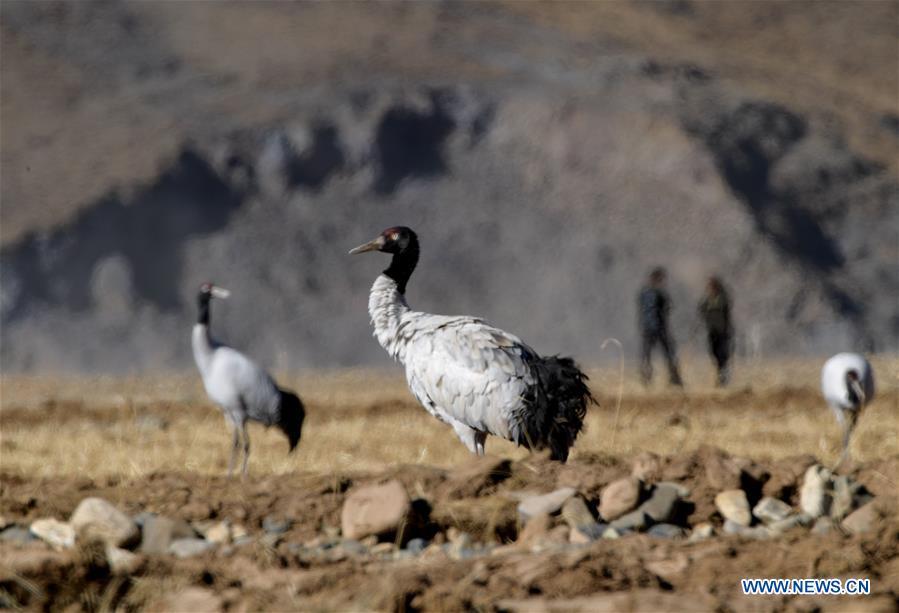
[350,226,595,462]
[192,282,304,477]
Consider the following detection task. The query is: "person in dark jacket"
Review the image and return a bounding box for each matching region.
[638,267,683,386]
[698,276,733,386]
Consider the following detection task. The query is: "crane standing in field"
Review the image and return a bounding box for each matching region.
[349,226,595,462]
[821,352,875,465]
[192,282,305,477]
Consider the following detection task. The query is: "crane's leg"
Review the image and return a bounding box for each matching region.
[451,421,480,455]
[240,422,251,478]
[474,431,487,457]
[227,423,241,478]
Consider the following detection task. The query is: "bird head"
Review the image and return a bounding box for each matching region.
[845,370,866,407]
[198,282,231,300]
[277,390,306,453]
[348,226,417,256]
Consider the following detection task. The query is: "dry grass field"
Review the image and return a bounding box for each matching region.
[1,356,897,611]
[2,356,896,479]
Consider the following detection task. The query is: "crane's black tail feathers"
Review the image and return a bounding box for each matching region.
[277,389,306,453]
[518,356,596,463]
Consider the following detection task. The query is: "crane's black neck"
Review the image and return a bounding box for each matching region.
[384,236,420,295]
[197,292,211,325]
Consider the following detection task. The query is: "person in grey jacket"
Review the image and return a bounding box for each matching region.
[638,267,683,387]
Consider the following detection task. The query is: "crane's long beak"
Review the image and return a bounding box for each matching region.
[348,237,383,255]
[849,379,866,407]
[210,286,231,299]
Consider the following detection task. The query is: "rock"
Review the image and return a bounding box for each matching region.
[768,513,813,534]
[639,483,681,523]
[231,524,249,540]
[70,497,139,548]
[517,513,550,545]
[723,519,771,539]
[656,481,690,498]
[561,496,595,529]
[140,515,196,555]
[752,497,793,524]
[631,451,663,481]
[132,512,156,528]
[338,539,367,555]
[842,503,878,535]
[262,515,292,535]
[405,538,428,554]
[204,521,232,545]
[715,490,752,526]
[688,523,714,542]
[161,587,222,613]
[569,522,606,544]
[370,542,396,555]
[602,527,621,539]
[533,525,571,550]
[0,526,36,544]
[599,478,641,521]
[106,545,142,575]
[645,554,689,580]
[0,516,8,530]
[647,524,685,539]
[609,509,650,532]
[341,480,411,541]
[830,475,872,520]
[443,456,512,498]
[29,519,75,550]
[169,537,215,558]
[517,487,577,521]
[800,465,832,518]
[812,517,834,535]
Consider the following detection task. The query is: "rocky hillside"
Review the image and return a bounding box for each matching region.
[1,1,897,372]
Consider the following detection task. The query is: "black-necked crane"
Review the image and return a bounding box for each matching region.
[821,352,875,465]
[192,282,305,477]
[349,226,595,462]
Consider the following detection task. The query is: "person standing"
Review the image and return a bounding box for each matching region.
[638,267,683,387]
[698,276,733,386]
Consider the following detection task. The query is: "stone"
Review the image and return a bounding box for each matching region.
[799,465,832,518]
[631,451,663,481]
[645,555,689,580]
[812,517,834,535]
[561,496,595,529]
[204,521,232,545]
[370,542,396,555]
[231,524,248,540]
[262,516,292,535]
[339,539,367,555]
[517,512,550,545]
[0,516,8,530]
[688,523,714,542]
[842,503,878,535]
[106,545,142,575]
[405,538,428,554]
[723,519,771,539]
[169,537,215,558]
[533,525,571,550]
[0,526,36,544]
[715,490,752,526]
[647,523,685,539]
[601,527,621,539]
[768,513,813,534]
[70,497,139,548]
[752,497,793,524]
[569,522,606,543]
[656,481,690,498]
[341,480,411,541]
[639,484,680,523]
[29,519,75,550]
[830,475,872,520]
[609,509,650,532]
[140,515,196,555]
[599,478,641,521]
[161,587,222,613]
[517,487,577,521]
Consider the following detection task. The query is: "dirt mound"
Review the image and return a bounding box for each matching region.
[2,448,897,611]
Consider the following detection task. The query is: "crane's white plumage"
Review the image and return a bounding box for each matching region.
[352,227,594,461]
[192,283,304,476]
[821,352,874,464]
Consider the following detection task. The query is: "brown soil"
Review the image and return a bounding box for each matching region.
[2,449,897,612]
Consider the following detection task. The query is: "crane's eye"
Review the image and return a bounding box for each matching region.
[391,232,399,242]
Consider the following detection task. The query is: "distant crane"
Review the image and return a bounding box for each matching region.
[192,282,304,477]
[821,352,875,465]
[349,226,595,462]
